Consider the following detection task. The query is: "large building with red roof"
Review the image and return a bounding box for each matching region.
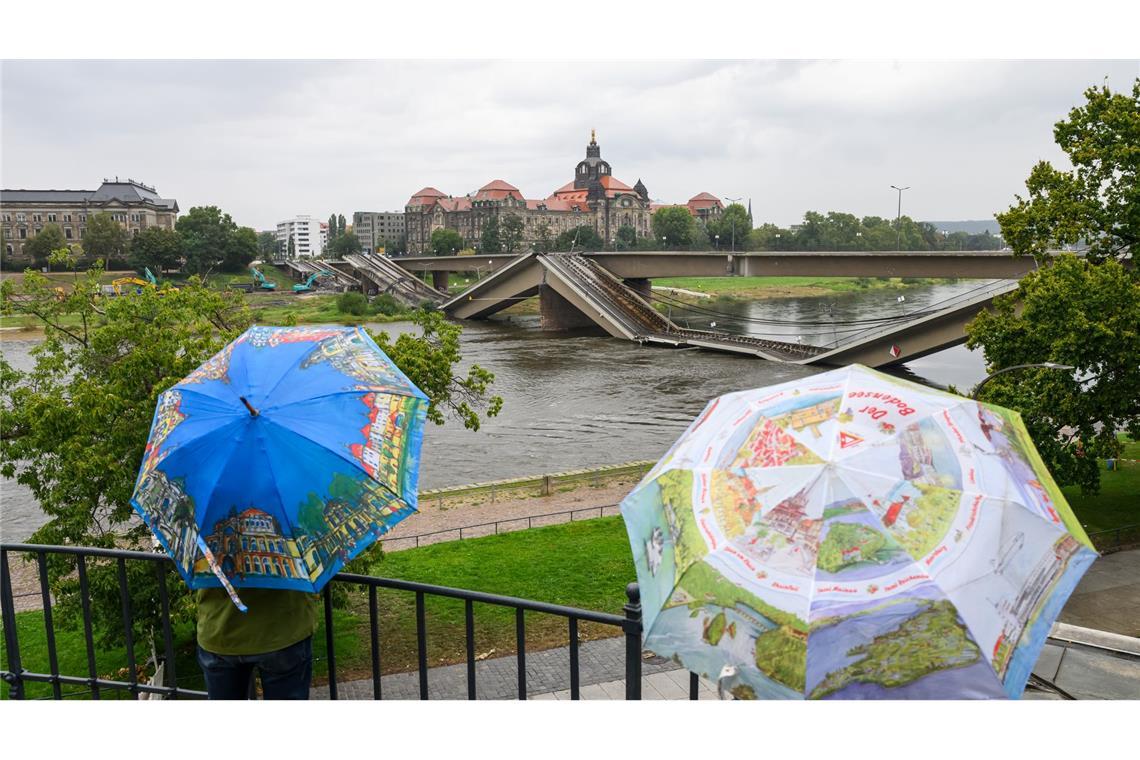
[406,132,665,254]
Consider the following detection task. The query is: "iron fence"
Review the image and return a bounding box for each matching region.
[1,542,644,701]
[1085,523,1140,554]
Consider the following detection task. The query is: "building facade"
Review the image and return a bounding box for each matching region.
[352,211,406,253]
[1,178,178,267]
[275,215,327,259]
[405,132,657,255]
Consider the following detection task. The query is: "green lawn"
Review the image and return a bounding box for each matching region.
[1062,439,1140,538]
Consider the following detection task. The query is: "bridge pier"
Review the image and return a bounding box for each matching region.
[539,284,604,332]
[432,270,450,293]
[622,278,652,301]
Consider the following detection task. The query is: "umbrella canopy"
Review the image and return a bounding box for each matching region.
[621,364,1097,699]
[131,325,428,607]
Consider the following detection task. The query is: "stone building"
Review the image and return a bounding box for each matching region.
[405,132,656,254]
[1,178,178,267]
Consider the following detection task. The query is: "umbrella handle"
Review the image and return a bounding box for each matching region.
[195,535,248,613]
[239,397,259,417]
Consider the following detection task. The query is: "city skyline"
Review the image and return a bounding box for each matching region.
[2,60,1137,231]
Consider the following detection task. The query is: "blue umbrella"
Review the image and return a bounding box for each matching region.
[130,325,429,610]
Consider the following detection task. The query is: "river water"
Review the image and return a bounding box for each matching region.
[0,281,989,542]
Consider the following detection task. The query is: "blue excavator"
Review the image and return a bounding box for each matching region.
[293,271,328,293]
[250,266,277,290]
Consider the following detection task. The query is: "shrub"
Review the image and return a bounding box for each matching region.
[370,293,403,316]
[336,291,369,316]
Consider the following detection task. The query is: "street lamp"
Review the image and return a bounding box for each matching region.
[971,363,1074,400]
[724,195,743,252]
[662,235,667,250]
[715,234,720,250]
[891,185,910,251]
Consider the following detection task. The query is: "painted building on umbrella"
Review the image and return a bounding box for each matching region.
[195,507,307,581]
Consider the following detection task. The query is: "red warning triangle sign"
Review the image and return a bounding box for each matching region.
[839,431,864,449]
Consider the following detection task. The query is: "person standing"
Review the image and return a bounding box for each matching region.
[195,588,318,700]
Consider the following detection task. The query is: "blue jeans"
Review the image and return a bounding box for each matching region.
[197,636,312,700]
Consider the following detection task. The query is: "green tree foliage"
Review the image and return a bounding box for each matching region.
[997,80,1139,264]
[500,214,525,254]
[128,227,184,274]
[81,213,129,266]
[0,255,501,649]
[553,225,604,252]
[337,214,346,238]
[430,228,465,256]
[615,225,637,251]
[652,206,697,249]
[533,223,553,254]
[24,223,69,268]
[966,256,1139,493]
[707,203,753,250]
[176,206,254,275]
[336,291,369,316]
[257,230,279,257]
[480,216,502,253]
[328,214,338,239]
[327,232,363,258]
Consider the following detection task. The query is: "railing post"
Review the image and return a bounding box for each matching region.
[0,549,25,700]
[623,583,642,700]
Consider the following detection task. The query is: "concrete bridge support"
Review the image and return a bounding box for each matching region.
[539,284,604,332]
[432,270,450,293]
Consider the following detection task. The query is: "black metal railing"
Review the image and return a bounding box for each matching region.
[1,542,644,701]
[1085,523,1140,554]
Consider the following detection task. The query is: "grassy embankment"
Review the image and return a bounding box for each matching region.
[5,446,1133,698]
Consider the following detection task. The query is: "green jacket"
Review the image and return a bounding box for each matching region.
[196,588,318,656]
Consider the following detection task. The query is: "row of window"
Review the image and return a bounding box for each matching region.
[2,212,147,224]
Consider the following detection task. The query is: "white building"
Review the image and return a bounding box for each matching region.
[275,215,327,259]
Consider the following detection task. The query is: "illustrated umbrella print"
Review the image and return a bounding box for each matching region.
[620,364,1097,699]
[130,325,429,610]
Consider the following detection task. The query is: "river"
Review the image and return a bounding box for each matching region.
[0,281,989,542]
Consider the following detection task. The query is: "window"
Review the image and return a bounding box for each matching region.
[63,214,71,222]
[131,213,141,223]
[2,214,8,222]
[65,227,73,239]
[79,214,86,222]
[47,213,57,222]
[33,214,42,222]
[16,213,26,223]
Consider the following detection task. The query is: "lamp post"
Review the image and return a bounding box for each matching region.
[715,234,720,250]
[724,195,743,252]
[971,363,1074,400]
[891,185,910,251]
[662,235,667,250]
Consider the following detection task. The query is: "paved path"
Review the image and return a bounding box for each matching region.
[1056,549,1140,638]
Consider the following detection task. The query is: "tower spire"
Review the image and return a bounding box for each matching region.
[590,128,596,144]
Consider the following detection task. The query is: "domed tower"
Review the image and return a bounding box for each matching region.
[573,129,612,190]
[633,178,649,202]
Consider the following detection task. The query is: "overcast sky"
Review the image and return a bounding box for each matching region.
[2,60,1137,231]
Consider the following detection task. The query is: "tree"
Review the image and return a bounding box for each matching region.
[328,214,338,239]
[128,227,184,274]
[480,216,502,253]
[652,206,696,249]
[24,223,68,268]
[615,225,637,251]
[966,255,1139,493]
[176,206,242,276]
[223,226,259,272]
[553,225,604,252]
[257,230,278,258]
[533,223,553,253]
[0,254,501,650]
[997,80,1138,265]
[967,78,1140,494]
[430,228,465,256]
[82,213,129,266]
[327,232,363,258]
[707,204,752,251]
[288,235,296,259]
[337,214,346,238]
[501,214,524,254]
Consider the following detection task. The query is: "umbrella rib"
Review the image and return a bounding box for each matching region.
[249,417,316,589]
[260,386,425,415]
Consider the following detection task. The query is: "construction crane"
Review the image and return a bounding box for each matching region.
[111,268,179,296]
[292,271,328,293]
[250,266,277,290]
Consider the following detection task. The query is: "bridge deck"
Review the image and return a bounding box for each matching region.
[344,253,448,306]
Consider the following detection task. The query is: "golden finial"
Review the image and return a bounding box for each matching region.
[591,128,596,143]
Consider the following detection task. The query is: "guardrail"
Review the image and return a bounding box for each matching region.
[1,543,644,701]
[1085,523,1140,554]
[384,504,623,550]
